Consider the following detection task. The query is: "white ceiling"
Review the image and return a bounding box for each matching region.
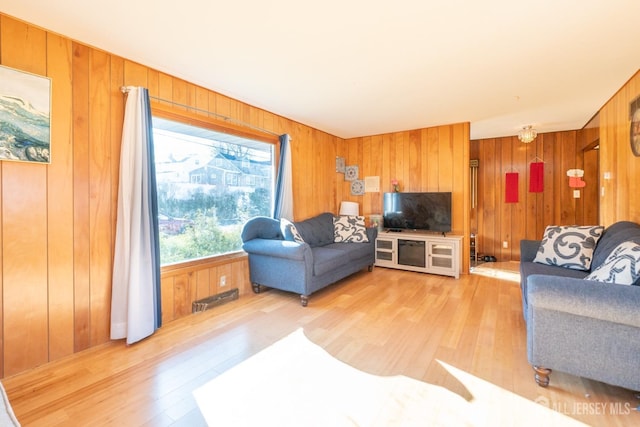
[2,1,639,139]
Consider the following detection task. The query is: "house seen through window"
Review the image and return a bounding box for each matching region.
[152,116,275,265]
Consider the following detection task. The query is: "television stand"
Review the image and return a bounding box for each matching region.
[374,230,462,278]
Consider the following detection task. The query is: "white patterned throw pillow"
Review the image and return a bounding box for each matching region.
[280,218,305,243]
[533,225,604,271]
[585,241,640,285]
[333,216,369,243]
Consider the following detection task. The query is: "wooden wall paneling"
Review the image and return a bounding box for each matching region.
[321,131,337,215]
[527,138,542,240]
[420,130,430,193]
[541,134,556,228]
[110,57,124,268]
[231,259,250,295]
[360,136,372,216]
[216,263,232,295]
[72,42,92,352]
[426,128,439,191]
[195,269,210,302]
[157,73,173,107]
[408,130,421,192]
[294,125,313,220]
[161,276,175,324]
[583,148,599,225]
[558,131,577,224]
[512,137,527,259]
[46,33,75,361]
[603,94,620,224]
[481,138,498,259]
[617,94,631,221]
[437,126,453,191]
[369,135,383,216]
[171,78,189,111]
[146,69,159,101]
[214,93,232,118]
[629,72,640,222]
[123,60,149,88]
[382,134,392,193]
[173,273,193,318]
[89,48,113,346]
[499,137,513,261]
[452,122,470,272]
[393,133,405,191]
[1,18,50,376]
[195,86,209,118]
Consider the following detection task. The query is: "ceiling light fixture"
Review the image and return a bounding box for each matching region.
[518,125,537,143]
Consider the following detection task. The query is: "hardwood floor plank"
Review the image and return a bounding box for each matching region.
[3,263,639,426]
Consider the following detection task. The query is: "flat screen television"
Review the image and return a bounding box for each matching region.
[383,192,452,233]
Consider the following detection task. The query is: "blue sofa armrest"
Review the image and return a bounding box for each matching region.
[242,238,311,261]
[366,227,378,243]
[520,240,540,262]
[527,275,640,328]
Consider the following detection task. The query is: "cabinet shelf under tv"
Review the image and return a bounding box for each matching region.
[374,230,462,278]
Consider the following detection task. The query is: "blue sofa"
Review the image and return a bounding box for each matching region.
[520,221,640,391]
[241,213,377,306]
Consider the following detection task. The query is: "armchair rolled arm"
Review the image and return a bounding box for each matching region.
[242,238,312,261]
[527,274,640,328]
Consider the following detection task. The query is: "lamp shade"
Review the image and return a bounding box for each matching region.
[339,201,359,216]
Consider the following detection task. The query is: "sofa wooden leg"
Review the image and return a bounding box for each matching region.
[368,264,374,272]
[252,283,262,294]
[300,295,309,307]
[533,366,552,387]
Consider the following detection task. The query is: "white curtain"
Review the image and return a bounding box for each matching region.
[111,86,161,345]
[273,134,294,219]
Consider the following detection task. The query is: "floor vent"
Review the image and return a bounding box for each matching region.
[192,288,239,313]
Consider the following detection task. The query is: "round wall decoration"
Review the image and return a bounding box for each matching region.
[351,179,365,196]
[345,165,359,181]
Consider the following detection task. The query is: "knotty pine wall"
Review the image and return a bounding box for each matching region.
[342,124,471,273]
[600,70,640,225]
[0,14,343,378]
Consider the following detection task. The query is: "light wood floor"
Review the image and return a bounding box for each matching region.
[3,262,639,426]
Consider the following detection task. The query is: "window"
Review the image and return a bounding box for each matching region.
[153,115,275,265]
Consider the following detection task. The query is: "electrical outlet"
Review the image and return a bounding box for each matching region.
[503,241,508,249]
[220,275,226,287]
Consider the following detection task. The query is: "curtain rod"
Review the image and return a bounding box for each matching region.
[120,86,281,138]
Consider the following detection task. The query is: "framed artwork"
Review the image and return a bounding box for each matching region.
[335,156,345,173]
[630,95,640,157]
[0,65,52,164]
[345,165,358,181]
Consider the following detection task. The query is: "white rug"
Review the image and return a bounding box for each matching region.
[0,382,20,427]
[194,329,587,427]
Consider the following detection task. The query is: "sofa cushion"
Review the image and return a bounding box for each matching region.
[585,241,640,285]
[592,221,640,269]
[324,242,372,262]
[521,260,589,282]
[312,246,347,276]
[333,215,369,243]
[281,218,305,243]
[533,225,604,271]
[294,213,335,248]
